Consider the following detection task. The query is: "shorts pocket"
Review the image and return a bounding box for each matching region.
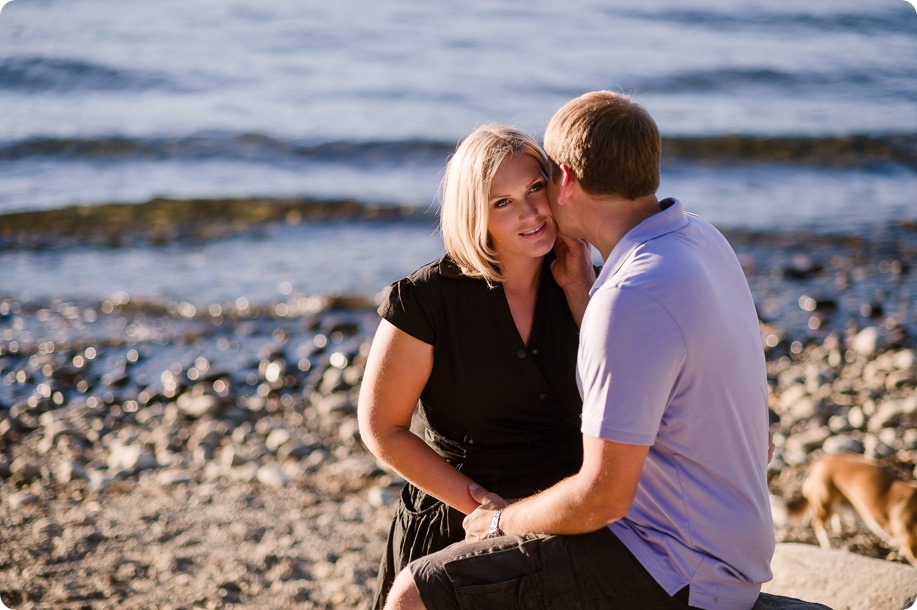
[456,572,546,610]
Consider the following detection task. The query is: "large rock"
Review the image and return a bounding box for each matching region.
[762,543,917,610]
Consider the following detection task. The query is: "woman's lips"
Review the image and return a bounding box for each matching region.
[519,222,547,238]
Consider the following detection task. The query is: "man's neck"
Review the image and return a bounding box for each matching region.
[587,194,661,260]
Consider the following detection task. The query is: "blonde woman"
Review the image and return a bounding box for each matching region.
[358,125,595,608]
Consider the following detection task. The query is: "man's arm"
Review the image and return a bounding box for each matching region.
[463,435,649,539]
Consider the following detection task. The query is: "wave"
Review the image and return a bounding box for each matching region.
[662,133,917,170]
[1,132,914,170]
[610,7,909,36]
[0,133,456,165]
[634,66,916,98]
[0,56,182,92]
[0,196,435,251]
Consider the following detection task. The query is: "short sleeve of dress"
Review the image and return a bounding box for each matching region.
[377,276,436,345]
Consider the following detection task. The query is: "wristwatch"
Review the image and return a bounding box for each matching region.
[486,508,505,539]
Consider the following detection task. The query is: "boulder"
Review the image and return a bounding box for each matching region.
[762,543,917,610]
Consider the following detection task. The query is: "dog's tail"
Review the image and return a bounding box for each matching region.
[770,493,809,527]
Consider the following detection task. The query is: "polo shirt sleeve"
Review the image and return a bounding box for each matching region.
[377,277,436,345]
[579,286,687,445]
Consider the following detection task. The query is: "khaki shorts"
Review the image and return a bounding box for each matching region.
[409,527,692,609]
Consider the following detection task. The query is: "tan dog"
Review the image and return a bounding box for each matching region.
[785,453,917,565]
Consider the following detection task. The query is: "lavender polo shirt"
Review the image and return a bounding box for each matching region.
[578,199,774,610]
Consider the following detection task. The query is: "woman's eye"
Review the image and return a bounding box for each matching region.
[493,198,510,208]
[530,181,545,192]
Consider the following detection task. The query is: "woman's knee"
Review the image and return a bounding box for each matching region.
[384,567,426,610]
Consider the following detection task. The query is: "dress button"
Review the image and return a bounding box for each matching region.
[539,392,551,402]
[531,348,539,356]
[516,349,527,359]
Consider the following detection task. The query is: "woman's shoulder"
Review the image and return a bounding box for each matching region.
[399,255,473,287]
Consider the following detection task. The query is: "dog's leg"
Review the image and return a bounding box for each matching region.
[888,506,917,566]
[813,519,833,550]
[803,469,837,550]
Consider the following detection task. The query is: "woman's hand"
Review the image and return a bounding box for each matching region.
[462,484,510,541]
[550,233,595,291]
[551,233,595,326]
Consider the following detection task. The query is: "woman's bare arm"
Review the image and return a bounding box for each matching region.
[357,319,481,514]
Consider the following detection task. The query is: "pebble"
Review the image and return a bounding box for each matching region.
[107,443,158,475]
[176,390,222,419]
[256,464,290,488]
[8,491,39,508]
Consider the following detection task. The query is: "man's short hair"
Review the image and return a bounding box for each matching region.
[543,91,660,200]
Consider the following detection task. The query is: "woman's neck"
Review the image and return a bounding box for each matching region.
[499,255,543,294]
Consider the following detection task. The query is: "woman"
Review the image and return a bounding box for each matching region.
[358,125,595,608]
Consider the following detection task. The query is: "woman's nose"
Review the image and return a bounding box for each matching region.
[520,196,542,218]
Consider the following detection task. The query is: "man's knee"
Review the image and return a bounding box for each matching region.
[384,567,426,610]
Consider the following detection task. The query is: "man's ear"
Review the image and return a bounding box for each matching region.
[556,164,577,206]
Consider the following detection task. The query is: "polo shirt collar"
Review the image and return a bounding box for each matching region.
[590,197,688,296]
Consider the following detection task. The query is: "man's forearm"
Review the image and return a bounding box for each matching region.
[464,437,648,541]
[499,474,625,536]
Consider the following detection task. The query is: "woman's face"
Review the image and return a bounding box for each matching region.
[486,153,557,266]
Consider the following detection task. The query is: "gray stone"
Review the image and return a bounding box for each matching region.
[367,486,398,508]
[869,395,917,431]
[10,456,41,483]
[7,491,39,508]
[156,469,193,485]
[820,435,863,455]
[265,428,292,453]
[220,445,249,467]
[784,426,831,455]
[762,543,917,610]
[255,464,289,488]
[37,419,88,455]
[314,393,355,416]
[850,326,880,357]
[891,348,915,371]
[55,459,87,484]
[277,441,312,459]
[863,434,895,459]
[108,443,158,474]
[176,391,221,419]
[86,469,110,492]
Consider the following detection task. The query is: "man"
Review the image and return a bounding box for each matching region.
[385,91,774,610]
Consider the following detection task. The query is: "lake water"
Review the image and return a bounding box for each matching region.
[0,0,915,306]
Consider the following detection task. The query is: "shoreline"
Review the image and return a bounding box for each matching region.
[1,194,915,251]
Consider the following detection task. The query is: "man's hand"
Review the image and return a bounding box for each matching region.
[462,484,509,542]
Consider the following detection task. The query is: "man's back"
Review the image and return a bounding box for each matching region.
[579,199,774,610]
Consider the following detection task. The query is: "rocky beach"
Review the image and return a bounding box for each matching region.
[0,222,915,609]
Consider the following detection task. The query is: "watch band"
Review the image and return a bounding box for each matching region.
[486,508,505,539]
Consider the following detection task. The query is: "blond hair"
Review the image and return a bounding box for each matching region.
[440,125,549,286]
[544,91,660,199]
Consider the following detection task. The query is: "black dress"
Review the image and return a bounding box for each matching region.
[371,255,584,609]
